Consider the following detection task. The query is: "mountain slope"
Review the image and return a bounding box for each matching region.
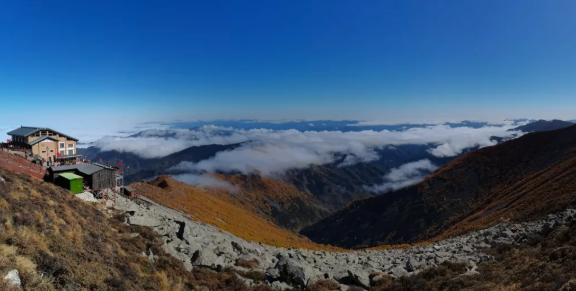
[301,124,576,248]
[0,166,269,290]
[131,176,340,250]
[212,174,331,230]
[511,119,574,133]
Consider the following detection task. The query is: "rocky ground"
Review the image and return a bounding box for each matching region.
[104,193,576,290]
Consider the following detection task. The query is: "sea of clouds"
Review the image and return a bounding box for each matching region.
[92,123,522,177]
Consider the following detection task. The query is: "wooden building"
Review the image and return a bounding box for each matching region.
[6,126,79,164]
[48,163,116,190]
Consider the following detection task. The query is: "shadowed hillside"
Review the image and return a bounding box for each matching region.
[212,174,331,231]
[301,124,576,248]
[131,176,342,251]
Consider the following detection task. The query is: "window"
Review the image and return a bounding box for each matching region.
[50,150,54,153]
[68,149,74,155]
[41,150,46,154]
[59,150,65,156]
[59,143,64,148]
[68,144,73,148]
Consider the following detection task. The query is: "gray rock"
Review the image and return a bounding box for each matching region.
[347,269,370,288]
[405,257,420,272]
[266,267,281,279]
[271,281,294,290]
[127,216,162,227]
[389,265,408,277]
[275,255,314,287]
[192,249,219,267]
[4,269,21,288]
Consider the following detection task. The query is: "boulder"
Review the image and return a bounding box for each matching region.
[389,265,407,277]
[127,216,162,227]
[4,269,21,288]
[405,257,420,272]
[271,281,294,290]
[192,249,219,268]
[275,255,315,287]
[347,269,370,288]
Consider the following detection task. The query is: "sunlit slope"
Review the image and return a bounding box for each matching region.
[132,176,342,251]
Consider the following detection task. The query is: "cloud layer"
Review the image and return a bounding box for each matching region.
[92,124,521,174]
[364,159,438,193]
[172,174,239,193]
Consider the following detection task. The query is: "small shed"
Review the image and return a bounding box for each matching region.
[48,163,116,190]
[122,186,135,198]
[56,172,84,194]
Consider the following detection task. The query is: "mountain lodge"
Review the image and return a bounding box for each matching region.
[6,126,80,164]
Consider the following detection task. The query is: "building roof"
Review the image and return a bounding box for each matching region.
[123,186,135,192]
[28,136,60,146]
[58,172,83,180]
[51,164,108,175]
[55,154,82,160]
[7,126,79,141]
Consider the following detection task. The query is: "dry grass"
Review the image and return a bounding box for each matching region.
[0,166,276,290]
[132,176,344,251]
[309,279,341,291]
[236,258,260,269]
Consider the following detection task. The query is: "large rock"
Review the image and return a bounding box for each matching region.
[271,281,294,290]
[192,249,219,268]
[347,269,370,288]
[406,257,420,272]
[127,215,162,227]
[275,255,315,288]
[4,269,21,288]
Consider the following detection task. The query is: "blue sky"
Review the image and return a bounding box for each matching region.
[0,0,575,126]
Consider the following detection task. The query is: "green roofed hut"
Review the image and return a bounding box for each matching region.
[56,172,84,194]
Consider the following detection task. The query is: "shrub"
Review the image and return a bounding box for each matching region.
[308,279,340,291]
[236,258,260,269]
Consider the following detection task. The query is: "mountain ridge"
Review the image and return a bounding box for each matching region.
[301,124,576,248]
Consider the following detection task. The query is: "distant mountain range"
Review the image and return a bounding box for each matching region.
[300,123,576,248]
[509,119,574,133]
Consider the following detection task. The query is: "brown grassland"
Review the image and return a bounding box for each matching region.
[131,176,344,251]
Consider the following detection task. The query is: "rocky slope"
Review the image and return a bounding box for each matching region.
[301,124,576,248]
[115,190,576,290]
[0,167,273,291]
[131,176,334,249]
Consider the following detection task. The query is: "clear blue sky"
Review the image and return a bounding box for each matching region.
[0,0,575,123]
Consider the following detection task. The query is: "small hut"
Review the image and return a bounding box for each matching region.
[122,186,135,198]
[48,163,116,190]
[55,172,84,194]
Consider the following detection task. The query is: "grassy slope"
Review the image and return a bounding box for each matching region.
[0,167,274,291]
[212,174,331,231]
[131,176,343,251]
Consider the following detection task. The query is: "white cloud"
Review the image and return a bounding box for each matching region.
[364,159,438,193]
[88,122,522,175]
[172,174,239,192]
[162,124,520,175]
